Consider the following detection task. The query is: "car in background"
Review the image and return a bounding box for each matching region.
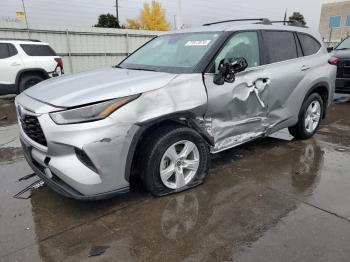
[328,37,350,94]
[0,39,63,96]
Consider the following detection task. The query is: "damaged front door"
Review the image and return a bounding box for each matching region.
[203,31,269,153]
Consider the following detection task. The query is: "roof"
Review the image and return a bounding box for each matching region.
[163,21,322,42]
[0,39,49,45]
[321,0,350,7]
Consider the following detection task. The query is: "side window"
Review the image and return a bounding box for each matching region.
[0,43,10,59]
[264,31,298,63]
[20,44,57,56]
[213,31,260,73]
[0,43,18,59]
[8,44,18,57]
[297,33,321,56]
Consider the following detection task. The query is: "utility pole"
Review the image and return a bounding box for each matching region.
[176,0,182,29]
[329,27,333,47]
[21,0,30,37]
[115,0,119,25]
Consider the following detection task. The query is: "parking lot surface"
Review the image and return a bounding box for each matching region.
[1,95,350,262]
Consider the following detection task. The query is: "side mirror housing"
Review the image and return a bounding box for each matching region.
[214,57,248,85]
[327,46,334,53]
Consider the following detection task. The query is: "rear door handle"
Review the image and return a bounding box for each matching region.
[301,65,311,71]
[11,62,21,66]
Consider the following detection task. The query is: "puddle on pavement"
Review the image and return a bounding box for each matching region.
[0,95,17,127]
[1,95,350,261]
[0,97,22,164]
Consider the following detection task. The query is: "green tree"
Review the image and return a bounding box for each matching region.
[95,13,121,28]
[289,12,306,26]
[124,0,170,31]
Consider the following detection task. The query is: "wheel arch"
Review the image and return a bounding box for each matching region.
[304,81,330,119]
[124,112,214,183]
[15,68,49,93]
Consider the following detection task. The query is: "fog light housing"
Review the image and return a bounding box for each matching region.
[75,148,98,173]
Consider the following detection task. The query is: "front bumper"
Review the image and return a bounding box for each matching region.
[20,137,129,200]
[16,94,139,200]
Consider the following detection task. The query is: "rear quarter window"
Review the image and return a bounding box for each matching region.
[20,44,57,56]
[297,33,321,56]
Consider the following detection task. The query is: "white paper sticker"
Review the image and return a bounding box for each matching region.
[185,40,211,46]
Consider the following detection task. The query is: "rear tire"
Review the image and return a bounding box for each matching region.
[140,124,210,197]
[288,93,323,139]
[18,74,44,93]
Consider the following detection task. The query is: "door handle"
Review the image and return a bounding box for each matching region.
[301,65,311,71]
[11,62,21,66]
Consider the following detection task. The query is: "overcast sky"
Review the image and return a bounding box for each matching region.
[0,0,342,30]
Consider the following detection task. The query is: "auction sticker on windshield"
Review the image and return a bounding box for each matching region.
[185,40,211,46]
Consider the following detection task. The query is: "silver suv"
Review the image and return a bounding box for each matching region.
[16,19,336,200]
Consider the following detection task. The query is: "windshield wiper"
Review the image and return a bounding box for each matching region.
[114,65,157,72]
[125,67,157,72]
[336,48,350,51]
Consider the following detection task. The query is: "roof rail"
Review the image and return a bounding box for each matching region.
[203,18,271,26]
[0,38,41,42]
[269,20,308,28]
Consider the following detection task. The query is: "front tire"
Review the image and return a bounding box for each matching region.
[289,93,323,139]
[141,125,210,197]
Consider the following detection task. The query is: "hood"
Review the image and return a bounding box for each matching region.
[331,49,350,60]
[25,67,177,107]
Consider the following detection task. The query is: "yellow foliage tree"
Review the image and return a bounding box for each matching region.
[125,19,142,30]
[125,0,170,31]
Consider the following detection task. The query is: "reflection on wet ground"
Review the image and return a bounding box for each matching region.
[1,95,350,261]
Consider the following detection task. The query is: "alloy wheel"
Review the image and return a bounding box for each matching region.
[159,140,200,189]
[305,100,321,133]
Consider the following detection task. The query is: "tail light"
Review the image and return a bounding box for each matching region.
[54,57,63,69]
[328,57,338,66]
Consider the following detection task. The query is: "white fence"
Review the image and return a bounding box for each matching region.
[0,22,160,74]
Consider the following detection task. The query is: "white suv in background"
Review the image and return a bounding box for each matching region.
[0,39,64,95]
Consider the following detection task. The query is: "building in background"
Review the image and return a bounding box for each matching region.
[320,1,350,46]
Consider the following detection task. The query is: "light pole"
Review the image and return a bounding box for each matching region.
[21,0,30,38]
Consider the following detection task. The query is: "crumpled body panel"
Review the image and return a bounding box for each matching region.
[204,68,269,153]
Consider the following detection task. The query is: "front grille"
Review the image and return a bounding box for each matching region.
[337,59,350,78]
[20,115,47,146]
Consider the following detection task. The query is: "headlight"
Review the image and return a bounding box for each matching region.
[49,94,139,124]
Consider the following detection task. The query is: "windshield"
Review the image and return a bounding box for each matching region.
[120,32,222,73]
[336,37,350,50]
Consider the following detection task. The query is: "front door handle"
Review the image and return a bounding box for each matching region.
[254,78,270,91]
[301,65,311,71]
[250,78,270,108]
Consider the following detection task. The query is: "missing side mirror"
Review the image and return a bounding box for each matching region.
[214,57,248,85]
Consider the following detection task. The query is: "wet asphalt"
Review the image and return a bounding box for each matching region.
[1,95,350,262]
